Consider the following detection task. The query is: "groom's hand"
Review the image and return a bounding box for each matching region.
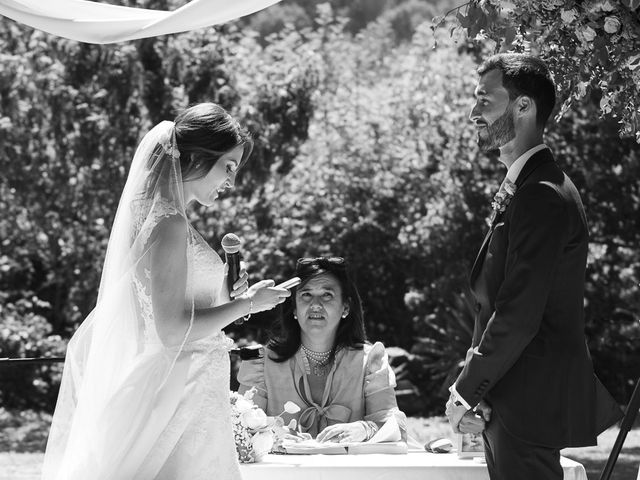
[446,394,486,434]
[445,394,469,434]
[458,410,486,434]
[475,399,492,423]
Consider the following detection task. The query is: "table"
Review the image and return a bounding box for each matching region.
[240,452,587,480]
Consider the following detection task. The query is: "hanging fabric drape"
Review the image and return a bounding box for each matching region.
[0,0,280,44]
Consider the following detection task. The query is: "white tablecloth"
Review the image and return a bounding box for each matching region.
[240,452,588,480]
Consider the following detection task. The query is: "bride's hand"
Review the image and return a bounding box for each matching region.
[243,280,290,313]
[220,261,249,303]
[230,262,249,299]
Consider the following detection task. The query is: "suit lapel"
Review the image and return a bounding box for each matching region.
[469,227,493,286]
[469,148,555,287]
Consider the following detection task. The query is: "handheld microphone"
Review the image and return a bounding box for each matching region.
[221,233,242,295]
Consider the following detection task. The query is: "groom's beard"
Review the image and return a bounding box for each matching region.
[477,106,516,153]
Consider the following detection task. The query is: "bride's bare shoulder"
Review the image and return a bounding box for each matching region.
[149,213,188,247]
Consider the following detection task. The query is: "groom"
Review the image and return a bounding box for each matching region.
[445,53,622,479]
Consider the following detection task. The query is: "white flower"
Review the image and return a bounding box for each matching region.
[600,94,613,114]
[626,54,640,71]
[242,408,268,430]
[541,0,563,10]
[582,26,597,42]
[283,401,301,414]
[576,81,589,99]
[560,9,578,24]
[601,0,616,12]
[243,387,257,401]
[604,16,621,34]
[503,180,516,196]
[234,396,254,414]
[230,389,279,463]
[251,431,274,459]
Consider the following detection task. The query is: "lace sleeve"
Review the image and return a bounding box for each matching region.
[133,199,181,251]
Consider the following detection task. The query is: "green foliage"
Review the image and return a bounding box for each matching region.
[247,3,312,43]
[409,292,475,395]
[435,0,640,140]
[381,0,440,43]
[0,25,145,335]
[215,14,493,354]
[0,296,65,410]
[0,408,51,452]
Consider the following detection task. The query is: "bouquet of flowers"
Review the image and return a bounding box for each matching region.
[230,387,300,463]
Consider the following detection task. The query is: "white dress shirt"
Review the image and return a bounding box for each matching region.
[501,143,548,189]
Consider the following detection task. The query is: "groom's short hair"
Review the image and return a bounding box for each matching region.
[478,53,556,128]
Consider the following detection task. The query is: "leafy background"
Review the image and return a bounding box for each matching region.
[1,0,639,442]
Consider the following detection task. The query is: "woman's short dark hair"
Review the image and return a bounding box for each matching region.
[268,257,367,363]
[174,103,253,181]
[478,53,556,128]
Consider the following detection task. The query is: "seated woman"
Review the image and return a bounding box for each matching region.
[238,256,406,443]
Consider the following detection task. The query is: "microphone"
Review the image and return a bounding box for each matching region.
[221,233,242,295]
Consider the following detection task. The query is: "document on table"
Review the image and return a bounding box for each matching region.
[282,416,408,455]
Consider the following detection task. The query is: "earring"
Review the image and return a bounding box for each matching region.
[342,312,348,318]
[293,313,298,319]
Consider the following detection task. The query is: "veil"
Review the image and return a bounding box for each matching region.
[42,121,197,480]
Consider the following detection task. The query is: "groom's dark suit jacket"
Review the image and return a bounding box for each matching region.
[455,148,621,448]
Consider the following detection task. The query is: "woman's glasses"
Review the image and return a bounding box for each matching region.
[297,256,346,269]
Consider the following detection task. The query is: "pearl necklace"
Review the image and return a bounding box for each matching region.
[301,345,332,376]
[301,345,331,362]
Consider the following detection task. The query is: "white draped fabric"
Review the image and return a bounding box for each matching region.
[0,0,280,44]
[239,453,588,480]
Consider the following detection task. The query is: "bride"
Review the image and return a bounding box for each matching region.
[41,103,290,480]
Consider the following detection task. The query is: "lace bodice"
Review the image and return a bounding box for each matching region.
[131,199,228,349]
[187,227,225,309]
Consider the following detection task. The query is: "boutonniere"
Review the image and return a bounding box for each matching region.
[486,180,517,227]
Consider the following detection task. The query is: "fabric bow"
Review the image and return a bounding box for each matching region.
[298,404,351,437]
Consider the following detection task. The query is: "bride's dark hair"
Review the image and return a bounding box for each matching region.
[174,103,253,181]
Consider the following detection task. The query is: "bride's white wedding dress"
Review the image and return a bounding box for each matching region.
[126,201,241,480]
[42,121,242,480]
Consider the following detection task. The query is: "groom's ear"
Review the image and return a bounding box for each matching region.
[514,96,538,128]
[515,96,536,117]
